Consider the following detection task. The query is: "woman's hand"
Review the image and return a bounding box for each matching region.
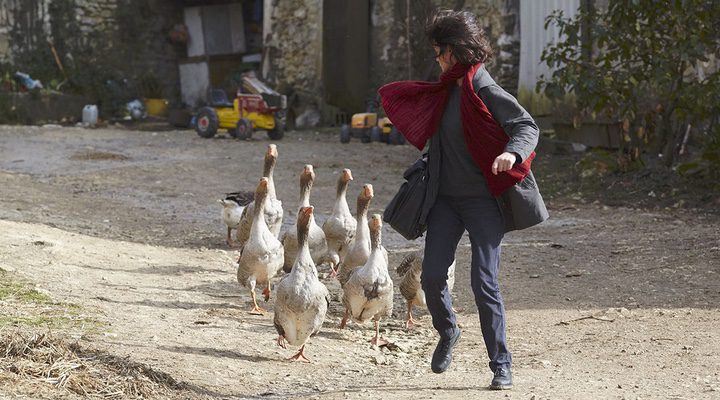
[491,152,517,175]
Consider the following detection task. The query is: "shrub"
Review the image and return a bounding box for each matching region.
[537,0,720,169]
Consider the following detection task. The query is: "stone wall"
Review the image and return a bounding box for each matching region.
[369,0,433,91]
[75,0,116,35]
[369,0,520,95]
[1,0,521,124]
[73,0,184,101]
[262,0,323,106]
[0,1,51,65]
[490,0,520,95]
[112,0,185,100]
[258,0,521,124]
[0,0,184,104]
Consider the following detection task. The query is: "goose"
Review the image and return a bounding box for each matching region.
[218,191,253,247]
[321,169,356,276]
[396,251,456,330]
[336,184,374,288]
[341,214,393,346]
[237,177,284,315]
[236,144,284,248]
[281,165,328,273]
[274,206,330,362]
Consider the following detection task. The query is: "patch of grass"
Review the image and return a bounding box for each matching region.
[0,270,105,333]
[0,315,98,330]
[0,311,105,332]
[0,270,52,303]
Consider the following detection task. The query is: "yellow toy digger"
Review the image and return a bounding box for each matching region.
[194,76,286,140]
[340,99,405,145]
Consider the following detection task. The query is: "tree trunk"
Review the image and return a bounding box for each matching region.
[659,108,677,166]
[659,62,687,166]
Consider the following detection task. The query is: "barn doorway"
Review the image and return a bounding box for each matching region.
[322,0,370,116]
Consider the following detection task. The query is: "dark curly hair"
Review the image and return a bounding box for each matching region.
[425,9,493,64]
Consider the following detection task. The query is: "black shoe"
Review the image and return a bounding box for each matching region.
[489,366,513,390]
[431,328,461,373]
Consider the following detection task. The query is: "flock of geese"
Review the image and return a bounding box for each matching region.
[218,144,456,361]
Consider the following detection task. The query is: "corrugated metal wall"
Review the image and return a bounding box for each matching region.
[518,0,580,95]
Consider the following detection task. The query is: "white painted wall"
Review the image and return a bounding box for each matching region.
[179,62,209,107]
[184,7,205,57]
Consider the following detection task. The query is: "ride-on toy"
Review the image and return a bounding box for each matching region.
[340,99,405,145]
[195,76,286,140]
[370,116,405,145]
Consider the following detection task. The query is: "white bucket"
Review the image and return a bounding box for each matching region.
[82,104,98,126]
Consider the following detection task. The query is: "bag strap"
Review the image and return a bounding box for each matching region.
[420,137,441,222]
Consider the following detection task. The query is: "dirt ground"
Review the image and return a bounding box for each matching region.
[0,124,719,399]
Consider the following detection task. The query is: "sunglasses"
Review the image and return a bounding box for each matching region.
[432,44,448,60]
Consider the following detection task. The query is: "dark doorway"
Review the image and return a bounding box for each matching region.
[322,0,370,114]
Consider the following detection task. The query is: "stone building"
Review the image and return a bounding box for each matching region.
[265,0,520,126]
[0,0,184,100]
[0,0,522,125]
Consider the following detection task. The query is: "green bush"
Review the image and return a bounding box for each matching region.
[537,0,720,169]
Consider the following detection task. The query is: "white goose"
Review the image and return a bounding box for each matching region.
[274,206,330,362]
[237,177,284,315]
[321,169,356,276]
[218,191,253,247]
[336,183,374,289]
[396,251,456,329]
[236,144,284,248]
[341,214,393,346]
[281,165,328,273]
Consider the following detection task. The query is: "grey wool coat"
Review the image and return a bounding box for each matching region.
[423,66,549,233]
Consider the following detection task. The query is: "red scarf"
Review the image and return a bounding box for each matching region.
[378,62,535,196]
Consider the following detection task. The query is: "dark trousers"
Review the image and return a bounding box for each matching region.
[421,195,512,372]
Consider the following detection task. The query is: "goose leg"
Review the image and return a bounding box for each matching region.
[262,284,271,302]
[276,335,287,349]
[287,345,310,362]
[249,290,265,315]
[370,319,389,347]
[339,308,350,329]
[332,261,345,281]
[327,262,338,278]
[405,302,418,330]
[325,252,340,278]
[226,227,234,247]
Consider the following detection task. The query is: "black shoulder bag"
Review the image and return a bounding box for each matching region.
[382,155,429,240]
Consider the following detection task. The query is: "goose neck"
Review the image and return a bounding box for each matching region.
[253,192,268,218]
[369,226,381,250]
[292,240,314,277]
[356,197,370,220]
[336,178,349,198]
[333,190,350,215]
[262,156,276,178]
[355,213,370,243]
[266,176,277,199]
[297,221,310,248]
[299,182,312,208]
